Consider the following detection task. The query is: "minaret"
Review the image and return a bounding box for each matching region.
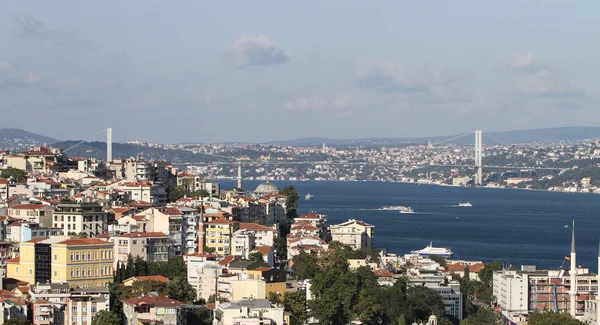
[596,240,600,324]
[237,161,242,190]
[570,219,577,317]
[198,206,205,255]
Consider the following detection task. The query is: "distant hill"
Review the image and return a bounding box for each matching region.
[265,126,600,146]
[0,128,58,149]
[51,141,225,164]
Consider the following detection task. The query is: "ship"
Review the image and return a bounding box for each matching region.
[458,202,472,207]
[399,206,414,214]
[305,193,314,200]
[411,242,453,257]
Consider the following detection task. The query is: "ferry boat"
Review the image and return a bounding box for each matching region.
[382,206,404,211]
[399,206,414,214]
[305,193,314,200]
[458,202,472,207]
[411,242,453,257]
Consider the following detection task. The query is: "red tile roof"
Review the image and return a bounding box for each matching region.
[59,238,112,246]
[0,179,9,185]
[123,294,185,307]
[218,255,234,265]
[253,266,274,272]
[208,218,234,224]
[128,275,169,283]
[298,211,323,219]
[239,223,274,232]
[6,256,20,263]
[252,246,273,255]
[158,207,181,216]
[373,269,395,277]
[10,204,46,210]
[291,224,319,231]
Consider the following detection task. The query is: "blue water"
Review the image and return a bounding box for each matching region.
[216,180,600,270]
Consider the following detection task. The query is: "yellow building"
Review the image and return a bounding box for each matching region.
[6,236,114,288]
[205,219,238,256]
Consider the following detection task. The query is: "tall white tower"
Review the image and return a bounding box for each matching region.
[570,219,577,317]
[106,127,113,163]
[474,130,483,186]
[237,161,242,190]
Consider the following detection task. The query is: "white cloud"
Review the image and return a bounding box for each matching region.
[508,52,548,74]
[516,71,589,99]
[227,34,291,68]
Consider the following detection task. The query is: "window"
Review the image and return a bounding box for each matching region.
[88,268,92,277]
[76,253,80,261]
[71,306,77,313]
[88,252,92,260]
[54,271,57,276]
[76,269,80,277]
[82,253,86,261]
[71,270,74,277]
[29,268,32,275]
[54,254,57,260]
[132,240,137,245]
[70,253,74,261]
[101,268,104,276]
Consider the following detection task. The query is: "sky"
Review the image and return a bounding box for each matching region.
[1,1,599,143]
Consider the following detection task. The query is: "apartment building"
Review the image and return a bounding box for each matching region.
[0,297,28,324]
[0,178,9,202]
[213,298,284,325]
[294,211,327,239]
[66,288,110,325]
[287,236,328,261]
[217,273,266,301]
[6,236,114,287]
[52,202,108,237]
[493,266,598,314]
[7,203,53,227]
[231,229,255,259]
[114,181,167,206]
[206,219,238,257]
[5,220,63,243]
[329,219,374,250]
[239,223,276,247]
[105,232,170,268]
[0,241,11,278]
[122,293,185,325]
[186,254,225,301]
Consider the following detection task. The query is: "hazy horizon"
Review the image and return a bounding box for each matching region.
[1,1,599,143]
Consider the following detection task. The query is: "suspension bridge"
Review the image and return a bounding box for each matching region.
[62,128,561,187]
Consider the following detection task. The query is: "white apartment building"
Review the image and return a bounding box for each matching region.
[232,229,255,259]
[135,207,199,256]
[214,299,284,325]
[186,254,225,301]
[239,223,276,247]
[53,202,108,237]
[106,232,170,268]
[217,274,266,301]
[329,219,374,250]
[493,270,530,313]
[8,203,53,227]
[114,181,167,206]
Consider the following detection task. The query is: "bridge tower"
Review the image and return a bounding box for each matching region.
[237,160,242,190]
[474,130,483,185]
[106,127,113,163]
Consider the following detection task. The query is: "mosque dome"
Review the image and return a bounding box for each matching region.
[255,181,279,194]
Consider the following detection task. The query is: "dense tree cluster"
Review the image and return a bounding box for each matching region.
[168,178,211,202]
[289,244,454,325]
[279,185,299,217]
[0,167,27,182]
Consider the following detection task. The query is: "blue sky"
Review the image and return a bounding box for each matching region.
[1,1,599,143]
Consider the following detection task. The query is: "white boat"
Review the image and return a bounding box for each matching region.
[305,193,313,200]
[399,206,414,214]
[411,242,453,257]
[382,206,405,211]
[458,202,472,207]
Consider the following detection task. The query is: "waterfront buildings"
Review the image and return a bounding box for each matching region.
[329,219,374,250]
[6,236,114,287]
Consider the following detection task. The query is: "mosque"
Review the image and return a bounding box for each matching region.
[253,181,280,197]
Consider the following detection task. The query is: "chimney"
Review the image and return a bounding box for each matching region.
[570,219,577,317]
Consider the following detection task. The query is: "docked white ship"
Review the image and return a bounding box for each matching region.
[411,242,453,257]
[458,202,472,207]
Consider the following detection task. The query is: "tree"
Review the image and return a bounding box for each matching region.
[3,319,32,325]
[204,246,216,254]
[460,308,500,325]
[269,291,282,305]
[279,185,299,217]
[292,251,319,280]
[477,261,502,304]
[77,232,88,238]
[405,285,445,323]
[198,189,210,197]
[527,311,585,325]
[397,314,407,325]
[284,291,308,325]
[428,255,447,266]
[133,256,148,276]
[91,310,121,325]
[166,276,197,304]
[185,307,212,325]
[0,167,27,183]
[125,254,135,279]
[249,251,264,262]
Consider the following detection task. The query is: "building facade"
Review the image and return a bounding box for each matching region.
[53,202,108,237]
